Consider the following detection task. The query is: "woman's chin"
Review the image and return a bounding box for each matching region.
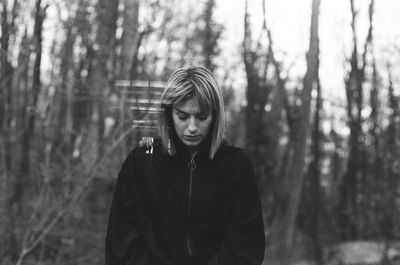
[182,139,201,147]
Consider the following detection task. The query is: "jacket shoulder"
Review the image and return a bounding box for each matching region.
[216,142,251,164]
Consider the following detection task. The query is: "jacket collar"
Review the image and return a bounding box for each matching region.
[174,140,210,162]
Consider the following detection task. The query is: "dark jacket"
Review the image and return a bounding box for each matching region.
[105,139,265,265]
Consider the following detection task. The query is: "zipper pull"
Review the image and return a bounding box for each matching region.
[188,155,197,171]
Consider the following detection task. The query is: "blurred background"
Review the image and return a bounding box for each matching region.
[1,0,400,264]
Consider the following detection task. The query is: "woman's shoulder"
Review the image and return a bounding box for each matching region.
[215,141,255,183]
[216,140,251,164]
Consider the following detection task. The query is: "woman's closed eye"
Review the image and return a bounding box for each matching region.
[197,113,210,120]
[177,114,188,120]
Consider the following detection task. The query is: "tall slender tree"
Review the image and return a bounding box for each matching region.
[267,0,321,263]
[282,0,320,245]
[338,0,374,239]
[243,0,269,185]
[117,0,140,155]
[88,0,119,157]
[0,0,18,175]
[383,65,400,238]
[201,0,221,72]
[304,77,323,264]
[70,0,94,161]
[0,1,19,258]
[51,16,76,161]
[16,0,47,206]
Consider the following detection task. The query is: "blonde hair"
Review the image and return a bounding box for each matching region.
[158,66,225,159]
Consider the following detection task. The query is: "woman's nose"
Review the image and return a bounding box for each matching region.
[187,117,198,132]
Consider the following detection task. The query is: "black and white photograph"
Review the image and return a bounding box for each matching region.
[1,0,400,264]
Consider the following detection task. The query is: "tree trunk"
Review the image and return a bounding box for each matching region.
[51,22,75,159]
[202,0,220,72]
[118,0,139,155]
[338,0,374,239]
[384,66,399,238]
[263,6,288,223]
[282,0,320,246]
[243,0,269,184]
[0,0,9,129]
[16,0,46,206]
[89,0,119,157]
[1,0,19,260]
[70,0,93,162]
[307,78,323,265]
[1,0,17,171]
[119,0,139,80]
[267,1,320,262]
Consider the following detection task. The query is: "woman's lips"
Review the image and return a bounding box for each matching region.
[183,135,200,141]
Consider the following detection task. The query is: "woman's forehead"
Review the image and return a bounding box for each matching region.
[174,97,211,113]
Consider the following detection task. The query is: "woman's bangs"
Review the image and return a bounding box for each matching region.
[195,93,213,113]
[193,81,216,113]
[165,82,193,105]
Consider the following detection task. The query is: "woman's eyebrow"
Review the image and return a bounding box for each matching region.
[174,108,210,115]
[174,108,188,114]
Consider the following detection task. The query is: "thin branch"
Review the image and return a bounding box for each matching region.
[361,0,374,74]
[264,16,291,126]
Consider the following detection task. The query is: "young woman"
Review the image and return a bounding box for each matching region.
[105,66,265,265]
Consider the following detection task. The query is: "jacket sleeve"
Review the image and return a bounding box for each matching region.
[105,150,147,265]
[208,153,265,265]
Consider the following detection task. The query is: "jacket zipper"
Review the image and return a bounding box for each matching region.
[186,153,197,257]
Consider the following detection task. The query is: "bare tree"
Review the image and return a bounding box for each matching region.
[116,0,141,155]
[88,0,119,157]
[50,15,76,161]
[16,0,47,207]
[382,64,400,239]
[267,0,321,263]
[338,0,374,239]
[304,77,323,265]
[243,0,270,185]
[283,0,320,246]
[1,0,19,259]
[0,0,18,183]
[70,0,95,161]
[202,0,221,72]
[119,0,140,80]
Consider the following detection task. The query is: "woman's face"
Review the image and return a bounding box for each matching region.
[172,98,213,152]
